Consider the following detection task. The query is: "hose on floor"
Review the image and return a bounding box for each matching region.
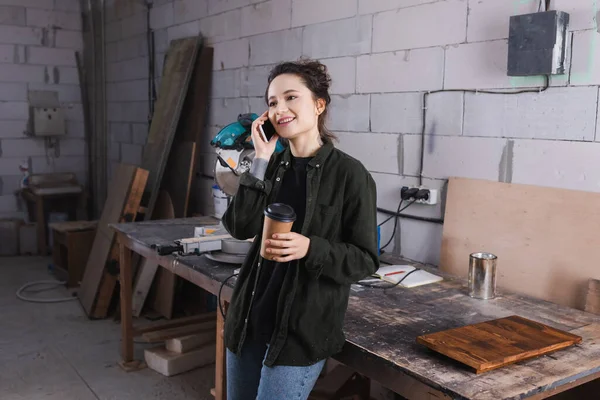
[16,280,77,303]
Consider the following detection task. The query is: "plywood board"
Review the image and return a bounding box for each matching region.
[417,315,582,374]
[440,177,600,310]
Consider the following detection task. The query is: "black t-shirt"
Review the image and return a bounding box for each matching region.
[249,155,311,343]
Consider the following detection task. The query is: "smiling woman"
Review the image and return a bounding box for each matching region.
[221,59,379,400]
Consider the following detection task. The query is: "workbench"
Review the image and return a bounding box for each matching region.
[111,217,600,400]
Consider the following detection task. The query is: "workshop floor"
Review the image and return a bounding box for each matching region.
[0,256,214,400]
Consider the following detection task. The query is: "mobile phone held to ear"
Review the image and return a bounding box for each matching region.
[259,118,277,142]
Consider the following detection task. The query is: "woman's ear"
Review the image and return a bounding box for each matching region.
[316,98,326,115]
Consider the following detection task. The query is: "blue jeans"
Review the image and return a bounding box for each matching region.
[226,339,326,400]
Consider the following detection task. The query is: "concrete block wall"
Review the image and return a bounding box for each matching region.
[0,0,85,220]
[106,0,600,266]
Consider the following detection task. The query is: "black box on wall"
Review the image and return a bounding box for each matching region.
[507,10,570,76]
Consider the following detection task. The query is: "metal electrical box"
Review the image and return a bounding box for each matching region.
[28,90,66,137]
[507,10,570,76]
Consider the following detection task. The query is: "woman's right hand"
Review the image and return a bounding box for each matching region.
[251,110,279,161]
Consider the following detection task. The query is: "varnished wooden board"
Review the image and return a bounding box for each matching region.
[417,315,582,374]
[440,177,600,310]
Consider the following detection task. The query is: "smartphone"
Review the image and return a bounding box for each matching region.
[259,118,277,142]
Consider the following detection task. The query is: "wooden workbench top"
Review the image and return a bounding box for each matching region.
[111,218,600,400]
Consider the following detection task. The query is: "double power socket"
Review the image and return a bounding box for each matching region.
[401,186,439,205]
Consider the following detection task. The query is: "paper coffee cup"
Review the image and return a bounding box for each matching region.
[260,203,296,260]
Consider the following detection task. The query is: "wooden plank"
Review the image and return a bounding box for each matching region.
[135,311,216,335]
[215,303,227,400]
[440,177,600,310]
[140,35,200,219]
[132,258,159,316]
[48,220,97,233]
[163,142,197,219]
[144,343,216,377]
[165,330,215,353]
[91,167,148,318]
[78,164,147,316]
[119,240,134,363]
[417,315,582,374]
[141,320,216,343]
[586,279,600,315]
[147,190,177,319]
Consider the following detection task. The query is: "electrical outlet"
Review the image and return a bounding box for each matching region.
[401,186,438,205]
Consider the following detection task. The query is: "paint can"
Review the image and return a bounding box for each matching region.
[468,252,497,300]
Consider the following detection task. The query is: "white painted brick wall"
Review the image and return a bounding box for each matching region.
[131,123,148,145]
[445,40,547,90]
[121,13,147,39]
[248,97,265,114]
[198,9,240,43]
[0,120,27,138]
[29,83,81,102]
[0,26,44,45]
[240,0,292,37]
[329,95,370,132]
[55,30,83,49]
[54,0,80,13]
[213,38,249,70]
[335,132,401,174]
[512,140,600,193]
[291,0,357,27]
[174,0,208,25]
[66,121,85,137]
[373,0,467,52]
[467,0,538,42]
[302,16,371,59]
[371,93,422,134]
[53,66,79,84]
[0,102,28,119]
[250,29,302,66]
[117,35,147,61]
[242,65,271,97]
[553,0,598,31]
[400,218,443,266]
[321,57,355,95]
[425,92,464,136]
[28,46,76,66]
[0,195,18,213]
[109,123,132,143]
[357,48,444,93]
[422,136,507,180]
[2,138,47,156]
[212,68,244,98]
[120,143,143,165]
[207,0,249,16]
[0,6,26,26]
[570,30,600,86]
[168,20,200,41]
[402,134,422,177]
[0,157,24,173]
[26,9,81,30]
[0,0,53,9]
[150,2,174,30]
[358,0,438,15]
[107,80,148,102]
[464,87,598,141]
[59,138,85,156]
[209,97,249,126]
[0,82,27,101]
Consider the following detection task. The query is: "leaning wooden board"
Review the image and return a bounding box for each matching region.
[417,315,583,374]
[440,177,600,310]
[78,164,148,318]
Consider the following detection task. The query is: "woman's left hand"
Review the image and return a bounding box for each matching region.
[265,233,310,262]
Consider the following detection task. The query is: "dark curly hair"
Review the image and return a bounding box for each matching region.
[264,59,337,143]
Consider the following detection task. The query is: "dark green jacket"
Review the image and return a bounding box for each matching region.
[222,141,379,367]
